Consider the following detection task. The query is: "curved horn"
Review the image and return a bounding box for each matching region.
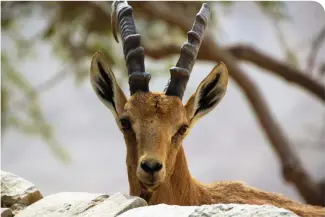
[111,0,151,95]
[165,3,210,99]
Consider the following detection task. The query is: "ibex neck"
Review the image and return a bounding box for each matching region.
[126,145,207,205]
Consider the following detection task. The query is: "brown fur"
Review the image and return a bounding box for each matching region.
[122,93,324,217]
[90,53,325,217]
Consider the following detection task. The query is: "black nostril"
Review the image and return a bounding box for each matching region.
[141,159,163,174]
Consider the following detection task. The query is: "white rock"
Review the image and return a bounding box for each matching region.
[1,170,43,213]
[1,208,13,217]
[15,192,147,217]
[119,203,301,217]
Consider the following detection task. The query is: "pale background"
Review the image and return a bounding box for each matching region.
[1,1,325,203]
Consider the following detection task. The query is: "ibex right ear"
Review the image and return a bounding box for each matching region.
[90,51,127,119]
[185,63,228,127]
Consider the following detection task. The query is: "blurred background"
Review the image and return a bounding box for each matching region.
[1,1,325,206]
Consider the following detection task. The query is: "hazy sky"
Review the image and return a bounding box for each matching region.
[2,1,325,204]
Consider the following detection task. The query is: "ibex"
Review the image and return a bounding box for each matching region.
[90,1,325,217]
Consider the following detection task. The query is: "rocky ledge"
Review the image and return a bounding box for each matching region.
[1,170,300,217]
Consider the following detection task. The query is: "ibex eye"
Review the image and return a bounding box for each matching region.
[120,118,132,131]
[178,125,188,136]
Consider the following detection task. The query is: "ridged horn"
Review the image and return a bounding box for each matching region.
[111,0,151,95]
[165,3,210,99]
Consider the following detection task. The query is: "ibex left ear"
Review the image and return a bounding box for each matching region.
[90,51,127,119]
[185,62,228,126]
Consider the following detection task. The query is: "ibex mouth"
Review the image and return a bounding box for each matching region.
[140,186,153,203]
[139,181,160,203]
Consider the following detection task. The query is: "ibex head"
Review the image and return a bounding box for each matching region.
[90,1,228,194]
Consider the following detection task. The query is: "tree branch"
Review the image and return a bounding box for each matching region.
[142,1,324,205]
[144,43,325,102]
[144,44,180,60]
[227,44,325,102]
[203,37,324,207]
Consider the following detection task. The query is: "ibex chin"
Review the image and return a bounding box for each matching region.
[90,1,325,217]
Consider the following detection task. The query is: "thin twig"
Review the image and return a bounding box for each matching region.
[9,65,70,109]
[306,26,325,75]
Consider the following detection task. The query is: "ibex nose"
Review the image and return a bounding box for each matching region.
[140,159,163,174]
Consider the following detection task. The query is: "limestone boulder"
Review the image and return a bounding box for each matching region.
[119,203,300,217]
[0,170,301,217]
[1,171,43,213]
[1,208,13,217]
[15,192,147,217]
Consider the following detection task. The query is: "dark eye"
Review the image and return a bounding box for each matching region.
[120,118,132,131]
[178,125,188,136]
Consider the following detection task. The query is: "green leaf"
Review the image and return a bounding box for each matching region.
[47,140,72,165]
[1,18,13,29]
[256,1,290,21]
[219,1,232,7]
[285,49,299,68]
[42,20,57,39]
